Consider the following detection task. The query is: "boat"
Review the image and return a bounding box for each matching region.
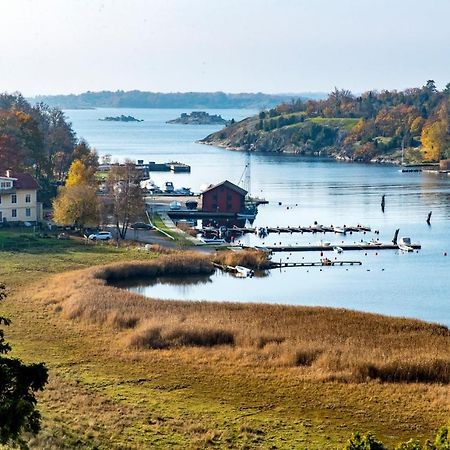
[333,226,346,234]
[201,237,226,244]
[319,240,331,247]
[333,246,343,254]
[235,266,254,277]
[169,201,181,210]
[398,237,414,252]
[165,181,174,193]
[321,257,332,266]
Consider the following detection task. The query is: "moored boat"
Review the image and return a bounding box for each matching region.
[398,237,414,252]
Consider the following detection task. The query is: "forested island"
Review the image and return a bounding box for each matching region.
[167,111,231,125]
[201,81,450,164]
[99,115,143,122]
[30,90,321,110]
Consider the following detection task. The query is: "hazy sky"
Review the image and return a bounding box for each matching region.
[1,0,449,96]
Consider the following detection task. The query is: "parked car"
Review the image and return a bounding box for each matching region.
[130,222,153,230]
[88,231,112,241]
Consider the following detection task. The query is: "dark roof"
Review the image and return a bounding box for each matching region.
[202,180,247,196]
[8,172,39,190]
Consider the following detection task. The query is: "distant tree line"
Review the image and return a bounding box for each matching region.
[31,90,312,110]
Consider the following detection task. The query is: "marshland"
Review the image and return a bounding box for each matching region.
[2,231,448,448]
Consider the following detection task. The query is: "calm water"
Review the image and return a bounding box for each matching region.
[65,108,450,325]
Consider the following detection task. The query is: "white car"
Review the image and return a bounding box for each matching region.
[88,231,112,241]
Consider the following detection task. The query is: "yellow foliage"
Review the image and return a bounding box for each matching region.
[66,159,95,187]
[421,120,448,162]
[53,183,99,227]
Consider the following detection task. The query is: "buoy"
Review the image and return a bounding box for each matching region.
[444,252,448,256]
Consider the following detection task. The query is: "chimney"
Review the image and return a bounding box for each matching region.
[6,169,11,178]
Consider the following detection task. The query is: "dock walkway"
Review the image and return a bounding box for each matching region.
[259,243,421,252]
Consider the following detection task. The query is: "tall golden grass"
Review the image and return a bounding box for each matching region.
[213,248,271,269]
[35,252,450,384]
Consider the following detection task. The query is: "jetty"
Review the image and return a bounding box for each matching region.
[213,260,362,273]
[201,224,371,236]
[269,260,362,268]
[253,242,421,253]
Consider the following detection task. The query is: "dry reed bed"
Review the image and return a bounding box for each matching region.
[35,252,450,383]
[213,248,272,269]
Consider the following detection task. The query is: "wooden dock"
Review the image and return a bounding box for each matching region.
[269,260,362,268]
[260,242,421,253]
[202,224,371,235]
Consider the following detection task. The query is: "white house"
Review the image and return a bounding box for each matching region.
[0,171,42,223]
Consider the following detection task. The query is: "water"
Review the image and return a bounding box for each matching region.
[65,108,450,326]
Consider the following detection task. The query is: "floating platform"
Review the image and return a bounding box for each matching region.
[258,242,421,253]
[169,162,191,173]
[202,224,371,235]
[269,260,362,268]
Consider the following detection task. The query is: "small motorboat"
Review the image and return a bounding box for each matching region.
[333,246,343,254]
[398,237,414,252]
[333,226,346,234]
[319,240,331,247]
[201,237,226,244]
[235,266,254,277]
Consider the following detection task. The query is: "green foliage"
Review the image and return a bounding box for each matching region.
[396,440,423,449]
[344,432,387,450]
[0,283,48,447]
[344,424,450,450]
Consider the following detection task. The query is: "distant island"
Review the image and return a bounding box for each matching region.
[99,115,143,122]
[167,111,231,125]
[201,81,450,165]
[29,90,325,110]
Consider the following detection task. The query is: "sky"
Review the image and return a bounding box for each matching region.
[0,0,449,96]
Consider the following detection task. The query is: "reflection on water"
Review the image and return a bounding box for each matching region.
[66,108,450,326]
[114,273,213,290]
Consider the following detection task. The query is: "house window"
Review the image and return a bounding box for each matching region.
[26,208,31,217]
[12,209,17,218]
[11,194,17,204]
[0,211,2,221]
[25,194,31,203]
[0,196,2,204]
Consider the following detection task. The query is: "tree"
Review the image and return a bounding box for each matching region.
[53,158,100,229]
[53,183,100,229]
[0,283,48,446]
[65,159,96,187]
[421,120,448,161]
[106,162,144,241]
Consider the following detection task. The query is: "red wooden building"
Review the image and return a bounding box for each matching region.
[201,180,247,213]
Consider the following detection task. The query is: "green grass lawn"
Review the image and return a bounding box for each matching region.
[309,117,360,130]
[0,230,448,449]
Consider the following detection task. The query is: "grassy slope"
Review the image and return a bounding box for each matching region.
[1,230,448,449]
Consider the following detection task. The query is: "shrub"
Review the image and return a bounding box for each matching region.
[127,325,234,349]
[343,432,387,450]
